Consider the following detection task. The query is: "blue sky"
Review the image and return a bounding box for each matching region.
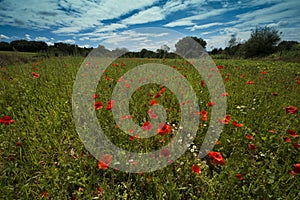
[0,0,299,51]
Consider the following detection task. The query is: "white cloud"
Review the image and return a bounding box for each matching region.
[57,39,76,44]
[78,44,90,48]
[0,34,10,40]
[164,8,228,27]
[94,23,127,33]
[187,22,223,31]
[235,0,299,28]
[34,36,49,41]
[46,41,54,46]
[0,0,159,34]
[101,28,181,51]
[122,6,165,25]
[25,34,31,40]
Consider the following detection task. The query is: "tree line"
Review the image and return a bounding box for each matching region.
[211,26,299,59]
[0,26,298,59]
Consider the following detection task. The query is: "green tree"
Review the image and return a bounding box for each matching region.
[243,26,281,58]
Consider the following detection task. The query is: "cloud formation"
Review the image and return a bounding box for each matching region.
[0,0,299,50]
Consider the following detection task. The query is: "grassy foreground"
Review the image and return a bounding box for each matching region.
[0,56,299,199]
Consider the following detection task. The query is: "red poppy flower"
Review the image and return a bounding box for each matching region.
[292,143,300,149]
[147,109,157,119]
[201,110,208,117]
[32,72,40,78]
[150,99,158,106]
[201,80,205,87]
[246,80,254,84]
[284,137,291,143]
[191,164,201,174]
[106,100,114,110]
[155,92,161,98]
[97,186,103,194]
[288,130,299,138]
[235,173,243,181]
[208,101,216,107]
[142,122,153,131]
[200,110,208,121]
[261,71,267,75]
[160,88,166,94]
[286,106,298,114]
[246,134,253,140]
[220,115,231,124]
[293,164,300,174]
[221,92,228,97]
[232,120,243,127]
[160,148,170,158]
[248,143,257,151]
[272,92,278,96]
[92,94,98,99]
[0,116,14,125]
[157,123,172,135]
[125,83,130,88]
[98,154,113,169]
[129,134,139,141]
[208,151,226,165]
[16,141,22,146]
[217,65,223,69]
[94,101,103,110]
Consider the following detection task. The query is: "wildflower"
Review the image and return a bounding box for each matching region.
[235,173,243,180]
[0,116,14,125]
[284,137,291,143]
[147,109,157,119]
[286,106,298,114]
[246,80,254,84]
[142,122,153,131]
[150,99,158,106]
[248,143,257,151]
[208,101,216,107]
[208,151,226,165]
[290,164,300,174]
[261,71,267,75]
[232,120,243,127]
[246,134,253,140]
[106,100,114,110]
[201,80,205,87]
[217,65,223,69]
[155,92,161,98]
[32,72,40,78]
[157,123,172,136]
[221,92,228,97]
[98,154,113,169]
[191,164,201,174]
[160,87,166,94]
[94,101,103,110]
[125,83,130,88]
[97,186,103,194]
[220,115,231,124]
[160,148,170,158]
[129,134,139,141]
[92,94,98,99]
[288,130,298,138]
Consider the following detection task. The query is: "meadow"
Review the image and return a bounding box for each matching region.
[0,54,299,199]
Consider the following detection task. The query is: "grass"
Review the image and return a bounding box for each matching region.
[0,55,299,199]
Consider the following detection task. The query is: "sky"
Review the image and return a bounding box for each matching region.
[0,0,299,51]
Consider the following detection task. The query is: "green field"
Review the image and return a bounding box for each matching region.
[0,55,299,199]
